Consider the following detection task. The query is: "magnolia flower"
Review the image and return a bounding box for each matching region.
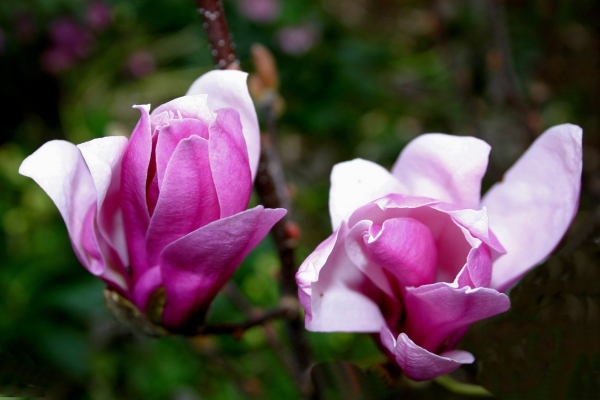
[296,124,582,380]
[20,70,286,332]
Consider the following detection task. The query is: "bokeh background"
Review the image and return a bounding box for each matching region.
[1,0,599,399]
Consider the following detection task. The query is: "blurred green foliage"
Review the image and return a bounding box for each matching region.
[0,0,599,398]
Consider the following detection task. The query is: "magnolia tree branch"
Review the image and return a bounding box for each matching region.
[195,0,239,69]
[194,0,314,394]
[198,308,290,336]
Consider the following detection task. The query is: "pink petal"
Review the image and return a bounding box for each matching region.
[19,140,125,288]
[329,158,404,231]
[482,124,583,291]
[208,108,252,218]
[159,206,286,329]
[78,137,129,273]
[150,94,213,125]
[344,220,395,297]
[296,222,389,332]
[364,217,438,288]
[403,283,510,352]
[132,265,163,313]
[394,333,474,381]
[454,243,492,288]
[186,70,260,179]
[146,136,220,264]
[122,105,153,280]
[391,134,490,209]
[348,195,474,284]
[155,118,209,188]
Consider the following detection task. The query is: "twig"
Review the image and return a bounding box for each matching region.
[198,308,289,336]
[195,0,239,69]
[193,1,315,395]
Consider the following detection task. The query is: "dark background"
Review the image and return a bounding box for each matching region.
[0,0,599,398]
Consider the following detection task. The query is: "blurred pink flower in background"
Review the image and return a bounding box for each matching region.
[86,1,112,31]
[20,70,285,332]
[296,124,582,380]
[42,18,93,74]
[237,0,280,23]
[126,50,156,79]
[277,23,320,55]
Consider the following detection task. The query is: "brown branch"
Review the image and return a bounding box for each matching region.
[194,2,315,396]
[195,0,239,69]
[197,308,289,336]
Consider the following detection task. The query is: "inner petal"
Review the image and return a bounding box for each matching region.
[364,217,437,288]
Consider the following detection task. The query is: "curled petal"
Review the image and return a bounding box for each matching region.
[329,159,405,231]
[364,217,438,288]
[296,223,388,332]
[186,70,260,179]
[482,124,583,291]
[19,140,125,288]
[159,206,286,330]
[391,134,490,209]
[404,283,510,352]
[393,333,474,381]
[78,137,130,272]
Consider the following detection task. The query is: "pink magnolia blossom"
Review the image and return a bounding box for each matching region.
[296,124,582,380]
[20,70,286,331]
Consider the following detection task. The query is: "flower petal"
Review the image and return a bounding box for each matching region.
[364,217,438,288]
[150,94,213,125]
[155,118,209,188]
[122,105,153,280]
[394,333,474,381]
[391,134,490,209]
[209,108,252,218]
[19,140,125,287]
[329,158,404,231]
[78,137,130,272]
[186,70,260,179]
[147,136,220,264]
[482,124,583,291]
[296,222,388,332]
[404,283,510,352]
[159,206,286,330]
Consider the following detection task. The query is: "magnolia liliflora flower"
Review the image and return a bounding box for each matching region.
[296,124,582,380]
[20,70,286,332]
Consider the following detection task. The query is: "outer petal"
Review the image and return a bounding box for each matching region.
[19,140,124,287]
[159,206,286,329]
[403,283,510,352]
[146,136,220,264]
[78,137,129,271]
[296,222,388,332]
[208,108,252,218]
[482,124,583,291]
[122,105,153,280]
[19,140,96,265]
[394,333,474,381]
[391,134,490,209]
[329,159,405,231]
[186,70,260,179]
